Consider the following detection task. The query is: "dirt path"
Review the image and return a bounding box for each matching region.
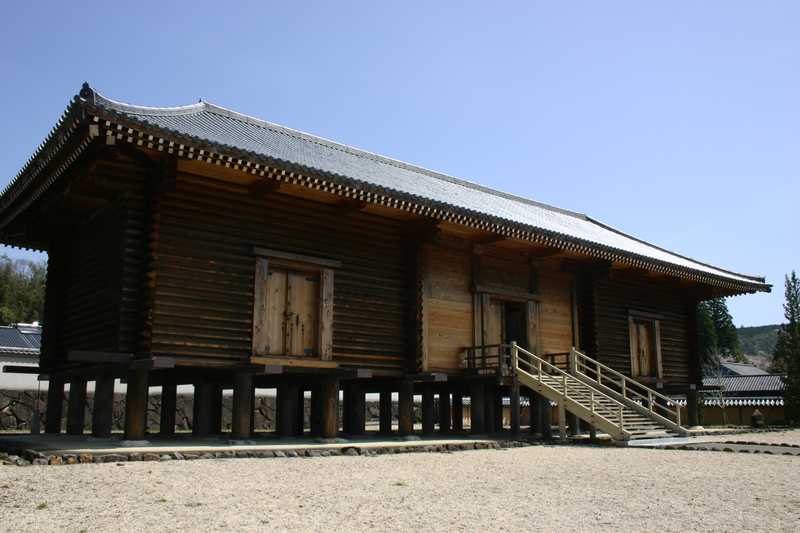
[1,441,798,532]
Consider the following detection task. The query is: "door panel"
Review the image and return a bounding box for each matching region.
[265,269,288,355]
[286,271,319,357]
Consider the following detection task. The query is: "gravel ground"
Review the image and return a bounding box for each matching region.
[711,430,800,446]
[1,441,798,533]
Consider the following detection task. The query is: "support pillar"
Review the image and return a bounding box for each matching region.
[310,384,323,437]
[192,381,213,437]
[124,369,149,441]
[493,387,503,431]
[421,384,435,435]
[538,393,552,441]
[92,376,114,438]
[296,387,306,435]
[510,379,521,436]
[210,384,223,435]
[398,380,414,435]
[320,378,339,438]
[529,392,540,436]
[277,382,300,437]
[45,376,65,434]
[469,382,485,433]
[66,379,87,435]
[484,384,496,433]
[438,391,451,433]
[379,387,393,434]
[568,412,580,436]
[341,384,352,434]
[452,392,464,432]
[231,373,253,440]
[350,385,366,435]
[159,375,177,436]
[687,389,700,427]
[557,400,567,442]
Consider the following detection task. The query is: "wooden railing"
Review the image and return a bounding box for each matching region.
[462,344,512,374]
[568,348,682,427]
[511,342,629,440]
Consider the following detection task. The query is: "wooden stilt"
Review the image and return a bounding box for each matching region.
[341,384,352,434]
[210,384,223,435]
[124,369,149,441]
[687,389,699,427]
[421,385,434,435]
[231,373,253,440]
[438,391,451,433]
[379,387,392,434]
[277,382,300,437]
[568,413,581,436]
[452,392,464,432]
[470,382,485,433]
[350,385,365,435]
[45,376,65,434]
[557,400,567,442]
[159,375,177,436]
[310,383,323,436]
[484,384,496,433]
[92,376,114,438]
[538,394,552,440]
[589,425,597,442]
[192,381,212,437]
[398,381,414,435]
[510,379,521,436]
[320,378,339,438]
[66,379,87,435]
[529,392,540,435]
[250,384,256,435]
[295,387,306,435]
[493,387,503,431]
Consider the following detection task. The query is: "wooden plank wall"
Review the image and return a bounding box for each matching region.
[149,172,411,370]
[536,267,575,364]
[40,152,150,366]
[594,277,691,386]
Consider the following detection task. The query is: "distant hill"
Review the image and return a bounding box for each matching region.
[737,324,782,371]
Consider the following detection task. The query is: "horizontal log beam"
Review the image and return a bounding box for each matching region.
[68,350,133,364]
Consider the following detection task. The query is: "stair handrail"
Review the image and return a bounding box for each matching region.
[569,348,682,426]
[511,342,628,436]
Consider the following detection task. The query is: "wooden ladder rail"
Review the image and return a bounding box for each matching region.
[511,342,631,441]
[567,347,689,436]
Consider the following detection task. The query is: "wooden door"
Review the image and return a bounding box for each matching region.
[264,268,319,357]
[630,318,659,378]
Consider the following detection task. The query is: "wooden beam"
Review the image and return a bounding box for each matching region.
[320,377,339,438]
[379,387,393,434]
[334,198,367,215]
[249,178,282,196]
[470,382,485,434]
[510,378,521,436]
[529,246,562,258]
[192,381,213,437]
[2,365,41,374]
[277,382,301,437]
[68,350,133,364]
[452,392,464,432]
[438,391,451,433]
[250,357,339,369]
[252,247,342,269]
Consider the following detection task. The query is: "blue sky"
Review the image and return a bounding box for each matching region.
[0,1,797,325]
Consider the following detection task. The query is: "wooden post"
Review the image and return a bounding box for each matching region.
[193,381,213,437]
[351,385,366,435]
[529,392,540,435]
[159,375,177,436]
[493,387,504,431]
[687,389,699,427]
[92,376,114,438]
[320,378,339,438]
[398,381,414,435]
[124,369,149,441]
[231,373,253,440]
[538,394,552,440]
[438,391,451,433]
[341,383,352,434]
[470,382,485,433]
[310,383,323,437]
[421,385,435,435]
[277,382,300,437]
[45,376,65,434]
[567,413,580,436]
[210,384,223,435]
[379,386,393,434]
[296,387,306,435]
[510,379,521,436]
[557,400,567,443]
[452,392,464,432]
[66,379,87,435]
[484,384,496,433]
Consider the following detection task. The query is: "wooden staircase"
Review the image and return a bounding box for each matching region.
[511,343,688,442]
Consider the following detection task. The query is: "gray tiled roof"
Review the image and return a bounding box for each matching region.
[0,85,770,292]
[719,362,770,377]
[0,323,41,358]
[703,375,785,395]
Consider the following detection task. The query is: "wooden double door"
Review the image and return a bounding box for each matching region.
[263,267,320,357]
[481,295,539,352]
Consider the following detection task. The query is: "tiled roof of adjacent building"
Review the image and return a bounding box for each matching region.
[0,323,41,358]
[703,374,785,395]
[0,84,770,293]
[718,362,770,377]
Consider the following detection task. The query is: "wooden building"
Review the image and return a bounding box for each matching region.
[0,84,770,442]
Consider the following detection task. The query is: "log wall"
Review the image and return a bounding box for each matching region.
[149,172,412,370]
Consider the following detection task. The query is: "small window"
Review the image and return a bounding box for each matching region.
[628,313,663,380]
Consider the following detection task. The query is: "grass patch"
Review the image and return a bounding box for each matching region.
[36,502,48,510]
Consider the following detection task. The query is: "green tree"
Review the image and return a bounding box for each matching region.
[774,271,800,424]
[697,301,720,372]
[0,255,46,324]
[707,298,744,362]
